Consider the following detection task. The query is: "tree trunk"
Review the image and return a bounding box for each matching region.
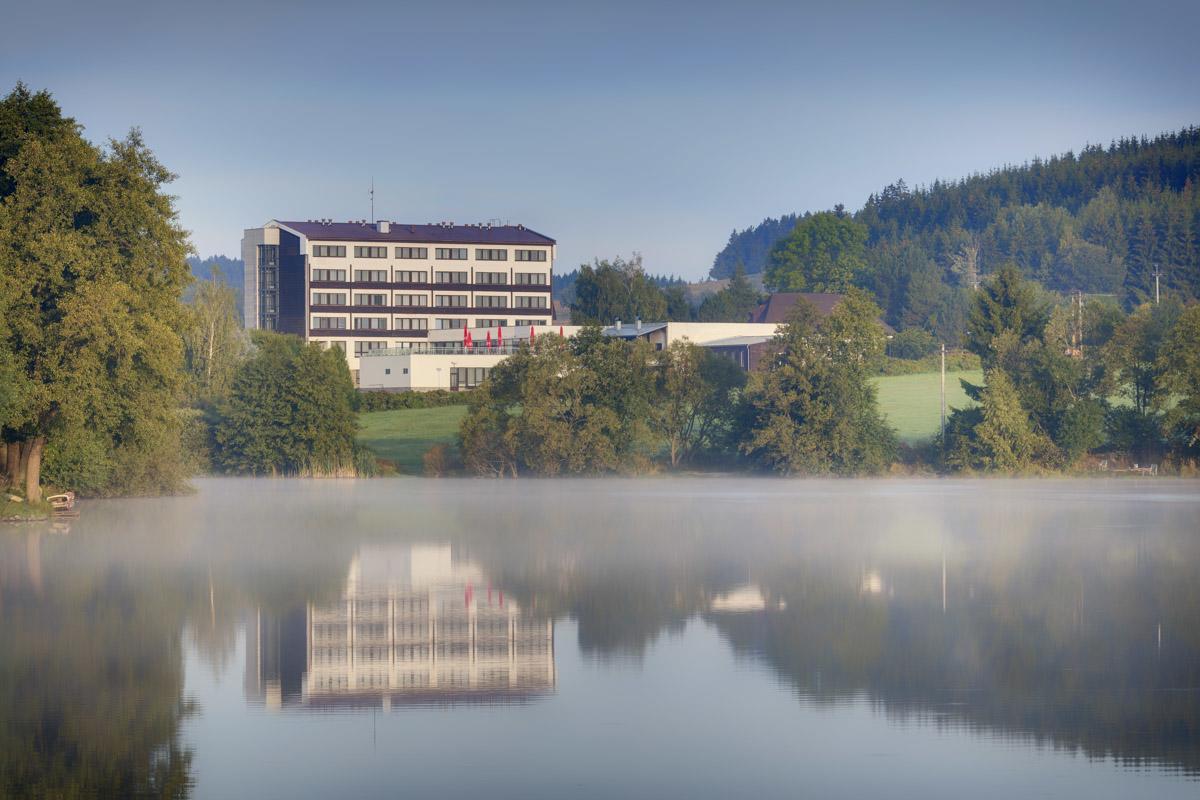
[15,440,30,491]
[0,441,7,478]
[5,441,20,488]
[25,436,45,503]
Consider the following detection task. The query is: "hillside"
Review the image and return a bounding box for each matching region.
[709,127,1200,332]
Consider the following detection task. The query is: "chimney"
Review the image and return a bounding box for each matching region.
[636,318,642,331]
[375,220,390,233]
[614,319,621,330]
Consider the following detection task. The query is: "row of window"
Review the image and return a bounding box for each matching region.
[311,246,549,261]
[311,294,547,308]
[313,318,547,333]
[310,269,548,285]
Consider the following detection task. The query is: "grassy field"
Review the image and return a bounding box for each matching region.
[872,369,982,443]
[358,405,468,473]
[358,369,983,471]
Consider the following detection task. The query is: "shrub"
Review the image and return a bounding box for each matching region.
[886,328,939,360]
[355,389,472,412]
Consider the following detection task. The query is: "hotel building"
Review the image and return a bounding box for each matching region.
[241,219,555,383]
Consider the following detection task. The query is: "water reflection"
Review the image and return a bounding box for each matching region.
[1,478,1198,798]
[245,545,554,710]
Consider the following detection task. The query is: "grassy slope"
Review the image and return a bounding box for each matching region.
[872,369,982,443]
[358,405,468,473]
[357,369,984,471]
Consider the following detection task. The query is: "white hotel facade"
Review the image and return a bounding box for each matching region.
[241,219,555,383]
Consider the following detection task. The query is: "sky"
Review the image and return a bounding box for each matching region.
[3,0,1199,280]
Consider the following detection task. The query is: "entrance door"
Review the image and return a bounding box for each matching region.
[449,369,459,391]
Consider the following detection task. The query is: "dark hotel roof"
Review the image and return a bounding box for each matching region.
[749,292,844,324]
[277,220,556,246]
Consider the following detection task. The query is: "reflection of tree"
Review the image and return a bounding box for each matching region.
[0,533,193,798]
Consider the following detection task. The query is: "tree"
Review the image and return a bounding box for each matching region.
[697,263,760,322]
[947,370,1054,472]
[570,255,667,325]
[460,334,632,475]
[1157,304,1200,456]
[965,264,1050,367]
[738,293,896,474]
[212,332,363,475]
[1103,299,1182,416]
[0,84,192,499]
[183,268,248,403]
[765,212,868,293]
[652,340,745,466]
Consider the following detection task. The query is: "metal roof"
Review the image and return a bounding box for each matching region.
[276,220,555,246]
[602,322,669,338]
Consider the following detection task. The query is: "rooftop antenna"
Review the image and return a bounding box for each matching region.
[369,177,375,224]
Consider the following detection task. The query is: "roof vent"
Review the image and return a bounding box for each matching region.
[375,220,390,233]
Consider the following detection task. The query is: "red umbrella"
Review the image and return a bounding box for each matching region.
[465,329,473,349]
[462,326,468,348]
[486,330,493,349]
[529,325,536,343]
[559,325,564,337]
[498,326,503,348]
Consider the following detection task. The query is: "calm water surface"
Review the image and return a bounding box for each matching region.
[2,478,1198,798]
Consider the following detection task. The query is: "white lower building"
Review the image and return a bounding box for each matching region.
[358,321,780,391]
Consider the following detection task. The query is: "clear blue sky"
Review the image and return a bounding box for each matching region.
[4,0,1198,279]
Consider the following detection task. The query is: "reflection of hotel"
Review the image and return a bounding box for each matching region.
[246,545,555,709]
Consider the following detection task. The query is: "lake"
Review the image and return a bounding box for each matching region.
[1,477,1198,798]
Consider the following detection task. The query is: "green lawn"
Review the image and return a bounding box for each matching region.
[358,405,468,473]
[872,369,982,443]
[358,369,982,470]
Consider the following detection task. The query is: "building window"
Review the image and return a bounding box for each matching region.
[313,269,347,282]
[331,340,346,352]
[311,292,347,305]
[353,317,388,330]
[476,272,508,285]
[515,249,547,262]
[354,246,387,258]
[313,245,346,258]
[395,247,428,259]
[435,294,468,307]
[395,270,428,283]
[475,248,507,261]
[476,295,507,308]
[514,272,548,285]
[394,318,429,330]
[354,341,387,356]
[394,294,427,307]
[434,271,468,283]
[436,318,467,330]
[514,319,547,327]
[476,318,507,328]
[354,269,389,282]
[435,248,467,260]
[353,293,388,306]
[384,368,391,375]
[452,366,490,388]
[515,295,548,309]
[312,317,347,329]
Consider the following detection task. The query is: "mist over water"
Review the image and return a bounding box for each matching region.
[2,478,1198,798]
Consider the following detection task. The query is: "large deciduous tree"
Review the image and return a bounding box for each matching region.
[764,211,868,293]
[0,84,192,499]
[570,255,668,325]
[213,332,362,475]
[737,289,896,474]
[183,268,248,404]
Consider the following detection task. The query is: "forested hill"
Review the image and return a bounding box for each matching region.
[188,255,243,286]
[708,127,1200,312]
[710,214,798,279]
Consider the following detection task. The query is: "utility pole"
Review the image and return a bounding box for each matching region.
[940,342,947,450]
[369,177,375,223]
[1152,263,1161,305]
